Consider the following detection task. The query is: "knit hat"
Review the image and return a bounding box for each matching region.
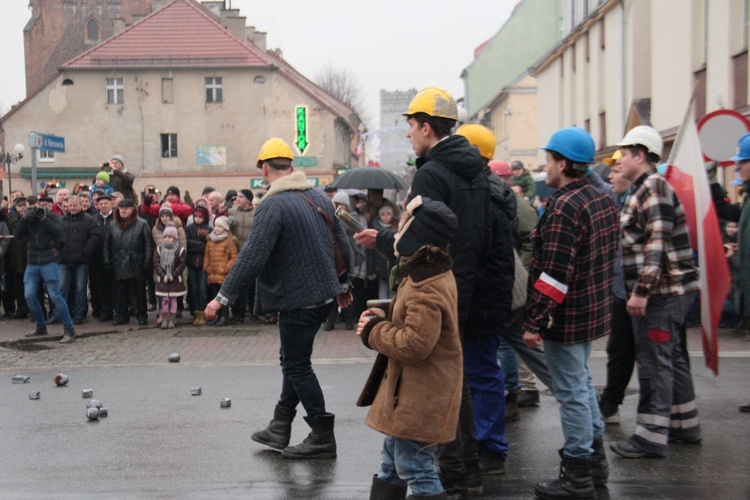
[96,171,110,183]
[166,186,180,198]
[111,155,125,166]
[331,191,350,208]
[214,216,231,231]
[158,206,174,218]
[163,223,178,240]
[395,196,457,257]
[239,189,253,202]
[193,205,209,219]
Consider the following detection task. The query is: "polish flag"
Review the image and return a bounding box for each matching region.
[664,107,730,376]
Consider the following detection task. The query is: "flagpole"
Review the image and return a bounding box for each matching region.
[667,83,698,166]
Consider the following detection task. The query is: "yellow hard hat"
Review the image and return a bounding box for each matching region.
[256,138,294,168]
[456,123,496,160]
[403,87,458,120]
[603,150,622,165]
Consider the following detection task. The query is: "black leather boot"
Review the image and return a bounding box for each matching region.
[369,474,408,500]
[214,308,229,326]
[591,437,609,486]
[534,452,595,499]
[251,404,297,450]
[281,413,336,459]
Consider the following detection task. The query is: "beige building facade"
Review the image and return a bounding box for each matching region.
[476,74,541,169]
[533,0,750,172]
[1,0,361,199]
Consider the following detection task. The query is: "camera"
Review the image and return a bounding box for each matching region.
[148,187,160,195]
[31,206,46,219]
[100,162,110,171]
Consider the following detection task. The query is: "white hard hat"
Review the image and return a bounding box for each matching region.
[615,126,663,157]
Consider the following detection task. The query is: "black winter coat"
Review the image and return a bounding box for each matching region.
[60,211,102,265]
[185,221,209,269]
[92,211,114,265]
[14,210,63,266]
[5,209,27,272]
[103,210,153,281]
[376,135,514,336]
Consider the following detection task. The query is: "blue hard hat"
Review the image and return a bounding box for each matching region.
[731,133,750,162]
[542,126,595,164]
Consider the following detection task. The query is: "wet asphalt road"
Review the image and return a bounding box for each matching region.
[1,354,749,499]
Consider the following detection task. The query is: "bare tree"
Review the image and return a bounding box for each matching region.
[315,64,369,126]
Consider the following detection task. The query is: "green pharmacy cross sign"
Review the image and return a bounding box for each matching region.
[295,106,308,155]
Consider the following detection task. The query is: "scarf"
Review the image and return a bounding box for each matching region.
[160,240,179,275]
[210,231,228,243]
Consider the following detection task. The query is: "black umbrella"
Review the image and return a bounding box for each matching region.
[329,167,408,190]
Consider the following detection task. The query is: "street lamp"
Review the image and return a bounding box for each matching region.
[1,143,25,199]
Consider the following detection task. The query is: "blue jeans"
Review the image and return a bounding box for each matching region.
[378,436,443,496]
[543,340,603,458]
[58,263,89,320]
[463,334,509,457]
[187,266,208,312]
[497,337,522,393]
[24,263,73,330]
[277,302,335,419]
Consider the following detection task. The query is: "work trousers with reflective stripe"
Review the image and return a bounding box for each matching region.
[629,292,700,457]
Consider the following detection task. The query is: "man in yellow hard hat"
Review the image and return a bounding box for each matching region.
[206,137,352,460]
[356,88,514,498]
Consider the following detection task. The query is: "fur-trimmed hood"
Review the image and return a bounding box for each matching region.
[261,171,314,202]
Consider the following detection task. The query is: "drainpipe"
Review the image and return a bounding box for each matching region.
[621,0,626,136]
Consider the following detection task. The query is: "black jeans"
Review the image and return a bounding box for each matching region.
[437,377,479,480]
[114,279,147,322]
[90,263,113,318]
[600,297,636,406]
[277,302,336,419]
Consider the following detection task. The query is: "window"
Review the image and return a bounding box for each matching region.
[162,78,173,104]
[694,69,707,120]
[733,51,748,109]
[205,77,222,103]
[161,134,178,158]
[599,19,605,50]
[106,78,124,105]
[253,76,265,84]
[39,150,54,162]
[87,19,99,42]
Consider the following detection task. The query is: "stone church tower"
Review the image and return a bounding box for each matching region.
[23,0,154,96]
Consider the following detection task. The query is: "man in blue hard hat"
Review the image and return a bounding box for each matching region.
[523,126,618,499]
[732,133,750,412]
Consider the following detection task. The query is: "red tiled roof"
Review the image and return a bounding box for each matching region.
[62,0,274,69]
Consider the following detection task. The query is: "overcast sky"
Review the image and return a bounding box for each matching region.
[0,0,516,129]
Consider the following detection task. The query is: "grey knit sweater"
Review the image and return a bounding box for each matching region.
[216,172,351,313]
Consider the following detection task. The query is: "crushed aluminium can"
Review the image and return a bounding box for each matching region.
[168,353,180,363]
[99,407,109,418]
[86,399,103,409]
[29,392,41,400]
[53,374,69,387]
[220,398,231,408]
[86,407,100,421]
[191,387,202,396]
[12,375,31,384]
[82,389,94,398]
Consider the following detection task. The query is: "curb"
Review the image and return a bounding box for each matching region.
[0,324,155,348]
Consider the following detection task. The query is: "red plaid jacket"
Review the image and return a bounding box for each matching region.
[523,177,619,344]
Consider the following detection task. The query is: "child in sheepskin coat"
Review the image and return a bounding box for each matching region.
[356,196,461,498]
[203,216,238,326]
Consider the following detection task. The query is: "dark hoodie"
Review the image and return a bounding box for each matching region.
[103,209,152,281]
[377,134,514,335]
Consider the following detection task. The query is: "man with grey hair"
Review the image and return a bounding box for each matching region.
[100,155,135,200]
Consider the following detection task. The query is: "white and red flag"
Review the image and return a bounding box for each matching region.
[664,106,730,376]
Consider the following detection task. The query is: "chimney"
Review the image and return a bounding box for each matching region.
[253,31,267,51]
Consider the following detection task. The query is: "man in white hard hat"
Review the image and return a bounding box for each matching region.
[609,126,701,460]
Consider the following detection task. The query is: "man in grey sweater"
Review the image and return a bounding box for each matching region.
[206,138,351,460]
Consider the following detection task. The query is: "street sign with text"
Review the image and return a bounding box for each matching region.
[29,133,65,153]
